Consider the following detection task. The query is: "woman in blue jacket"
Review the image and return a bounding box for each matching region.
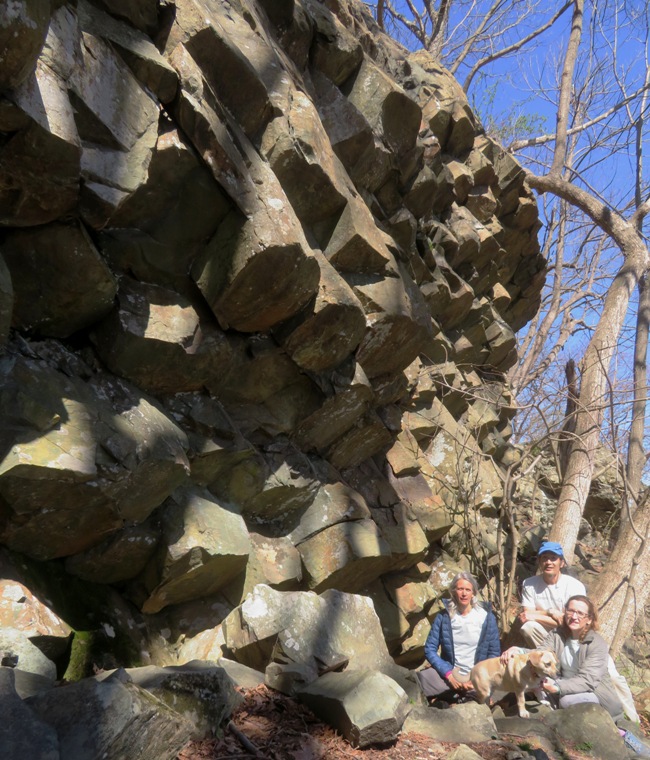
[418,571,501,700]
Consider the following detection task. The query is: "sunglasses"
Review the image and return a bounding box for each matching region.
[565,609,590,620]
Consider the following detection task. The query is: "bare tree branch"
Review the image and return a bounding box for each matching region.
[550,0,584,176]
[462,2,572,92]
[509,83,650,151]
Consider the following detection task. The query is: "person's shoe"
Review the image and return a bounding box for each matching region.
[623,730,650,757]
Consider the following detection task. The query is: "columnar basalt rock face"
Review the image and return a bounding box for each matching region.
[0,0,545,685]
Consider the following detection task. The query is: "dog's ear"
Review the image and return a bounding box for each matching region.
[528,650,542,666]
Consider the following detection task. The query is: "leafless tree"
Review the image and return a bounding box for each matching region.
[533,1,650,565]
[583,43,650,653]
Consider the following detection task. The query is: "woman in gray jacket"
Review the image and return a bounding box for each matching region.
[504,596,648,755]
[539,595,623,720]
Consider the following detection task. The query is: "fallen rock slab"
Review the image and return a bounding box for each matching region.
[403,702,498,743]
[27,671,195,760]
[222,584,415,694]
[298,669,410,748]
[96,661,241,739]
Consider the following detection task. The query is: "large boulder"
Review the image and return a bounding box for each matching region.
[222,585,417,695]
[404,702,498,743]
[91,278,235,394]
[0,627,57,679]
[65,521,160,584]
[96,661,241,739]
[242,534,303,595]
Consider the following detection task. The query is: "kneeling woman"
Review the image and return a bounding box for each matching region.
[418,571,500,700]
[540,595,623,721]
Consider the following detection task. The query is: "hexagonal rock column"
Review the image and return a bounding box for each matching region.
[0,355,189,560]
[342,58,422,162]
[2,223,117,338]
[275,250,367,374]
[141,486,251,614]
[91,277,236,395]
[193,193,321,331]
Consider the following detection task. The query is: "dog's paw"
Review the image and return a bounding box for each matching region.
[519,709,530,719]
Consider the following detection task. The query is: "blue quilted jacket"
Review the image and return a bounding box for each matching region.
[424,600,501,677]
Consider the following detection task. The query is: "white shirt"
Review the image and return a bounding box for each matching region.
[560,638,581,677]
[521,573,586,612]
[451,605,487,674]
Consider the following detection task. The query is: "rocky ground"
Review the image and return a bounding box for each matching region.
[177,683,623,760]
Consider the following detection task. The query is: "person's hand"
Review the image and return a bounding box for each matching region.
[446,674,465,691]
[447,676,474,692]
[542,678,559,694]
[549,608,563,624]
[500,646,519,665]
[518,610,530,624]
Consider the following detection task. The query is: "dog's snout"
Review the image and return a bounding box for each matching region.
[544,655,558,677]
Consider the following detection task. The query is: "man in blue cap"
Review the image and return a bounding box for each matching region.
[517,539,640,722]
[519,540,586,646]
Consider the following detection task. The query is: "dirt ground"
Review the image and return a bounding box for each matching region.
[177,684,603,760]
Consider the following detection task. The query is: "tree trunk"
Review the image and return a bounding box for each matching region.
[547,251,647,562]
[557,358,579,479]
[591,276,650,652]
[591,497,650,655]
[526,172,650,563]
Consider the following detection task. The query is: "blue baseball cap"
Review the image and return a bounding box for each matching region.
[538,541,564,558]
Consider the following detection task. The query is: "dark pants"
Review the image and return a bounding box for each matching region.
[417,666,470,698]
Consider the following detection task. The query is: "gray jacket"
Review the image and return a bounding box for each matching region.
[540,629,623,720]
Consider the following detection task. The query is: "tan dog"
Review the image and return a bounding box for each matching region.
[470,650,558,718]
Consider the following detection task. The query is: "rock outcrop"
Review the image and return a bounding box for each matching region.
[0,0,546,748]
